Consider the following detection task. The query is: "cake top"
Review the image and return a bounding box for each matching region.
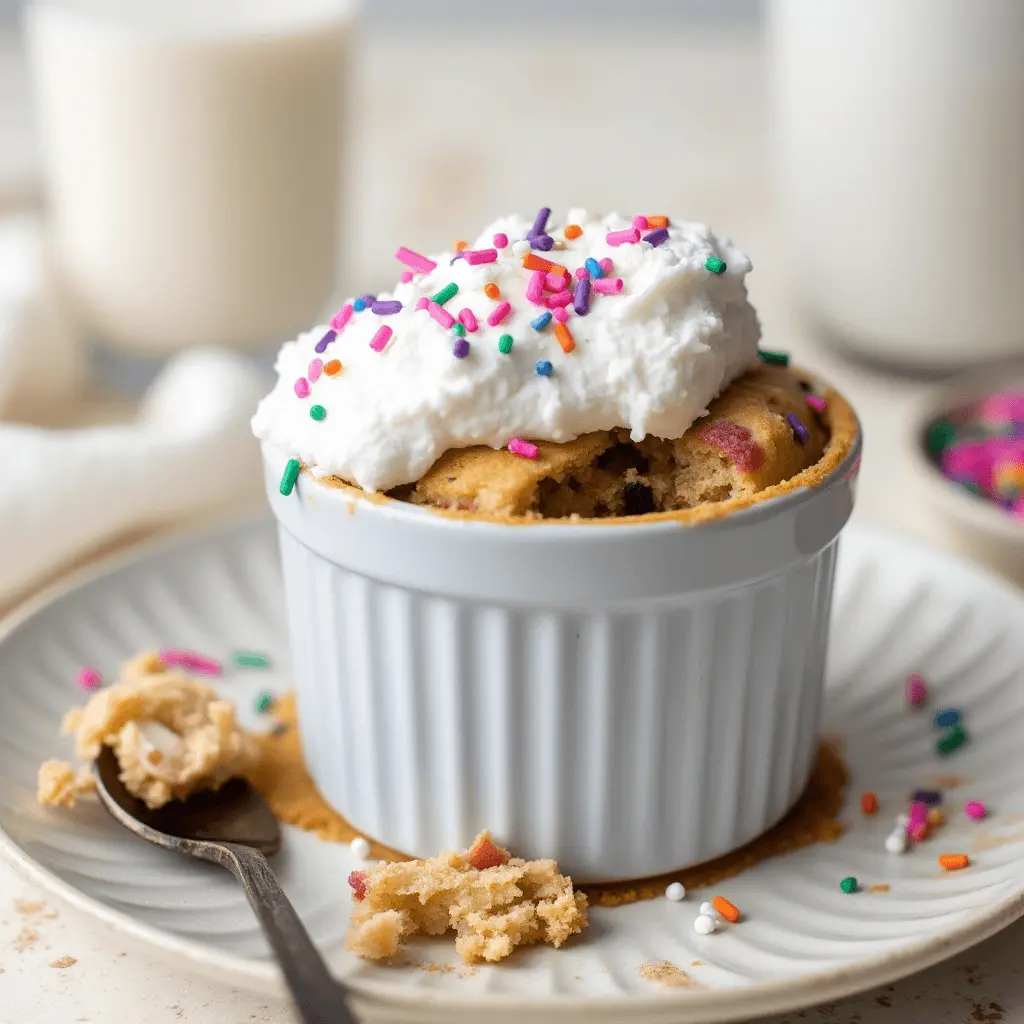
[252,209,761,492]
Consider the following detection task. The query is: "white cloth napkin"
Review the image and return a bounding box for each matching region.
[0,214,271,606]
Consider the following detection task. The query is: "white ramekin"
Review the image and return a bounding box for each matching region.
[262,430,861,882]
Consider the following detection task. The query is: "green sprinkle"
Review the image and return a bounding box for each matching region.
[498,334,514,354]
[758,350,790,367]
[255,690,274,713]
[705,256,727,275]
[839,876,858,894]
[926,419,957,458]
[233,651,270,669]
[279,458,301,496]
[310,404,326,421]
[451,322,466,338]
[431,282,458,306]
[937,723,968,756]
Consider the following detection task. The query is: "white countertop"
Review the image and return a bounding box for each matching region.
[1,22,1021,1024]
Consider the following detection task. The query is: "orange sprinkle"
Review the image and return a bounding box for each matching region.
[711,896,740,923]
[454,240,468,252]
[646,216,670,228]
[564,224,582,240]
[860,792,878,815]
[554,321,575,354]
[939,853,969,871]
[484,283,501,300]
[323,359,343,376]
[927,808,946,827]
[522,253,569,277]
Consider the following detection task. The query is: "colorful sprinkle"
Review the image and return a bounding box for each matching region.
[908,821,929,842]
[928,807,946,827]
[696,420,764,472]
[233,651,270,669]
[555,321,576,354]
[584,257,605,279]
[369,325,393,352]
[633,215,649,230]
[324,359,343,376]
[280,458,301,496]
[574,267,589,280]
[544,271,566,290]
[705,256,727,274]
[310,404,326,421]
[463,248,498,265]
[458,308,478,333]
[487,300,512,326]
[607,227,641,246]
[906,673,928,706]
[786,412,810,445]
[512,239,532,258]
[451,322,466,338]
[758,350,790,367]
[711,896,741,923]
[493,232,509,248]
[805,394,828,413]
[598,257,613,274]
[552,306,569,323]
[484,283,501,300]
[530,233,554,251]
[536,360,553,376]
[646,216,670,228]
[454,239,469,253]
[415,297,429,311]
[453,337,470,358]
[939,853,969,871]
[531,312,552,331]
[593,277,624,295]
[573,276,591,316]
[508,437,539,459]
[307,358,323,382]
[371,300,402,315]
[428,302,456,329]
[395,246,437,274]
[522,253,569,277]
[964,800,986,820]
[76,666,102,691]
[431,282,459,306]
[908,801,929,825]
[935,708,961,728]
[498,334,514,353]
[348,870,368,901]
[352,296,369,312]
[938,724,968,756]
[545,290,573,309]
[158,648,222,676]
[255,690,274,713]
[564,224,582,240]
[530,207,551,236]
[294,378,310,398]
[399,271,414,283]
[861,792,878,815]
[526,270,546,303]
[315,328,337,354]
[912,789,943,806]
[329,303,354,332]
[839,876,858,894]
[885,831,908,854]
[643,227,669,247]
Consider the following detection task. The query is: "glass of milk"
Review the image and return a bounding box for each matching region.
[25,0,355,362]
[769,0,1024,370]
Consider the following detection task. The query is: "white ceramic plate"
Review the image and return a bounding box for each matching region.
[2,519,1024,1024]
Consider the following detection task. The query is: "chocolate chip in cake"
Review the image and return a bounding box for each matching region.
[597,442,649,475]
[623,481,655,516]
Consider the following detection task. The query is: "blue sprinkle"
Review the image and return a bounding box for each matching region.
[536,360,553,377]
[531,311,553,331]
[584,257,605,278]
[353,298,367,312]
[935,708,961,728]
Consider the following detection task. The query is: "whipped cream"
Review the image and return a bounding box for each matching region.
[252,210,761,492]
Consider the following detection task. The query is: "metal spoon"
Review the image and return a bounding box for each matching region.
[93,746,358,1024]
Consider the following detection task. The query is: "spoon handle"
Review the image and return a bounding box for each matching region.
[220,842,357,1024]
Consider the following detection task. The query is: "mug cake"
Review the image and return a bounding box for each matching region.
[253,208,860,881]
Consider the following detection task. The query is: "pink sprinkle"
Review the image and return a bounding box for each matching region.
[1012,497,1024,522]
[574,267,589,280]
[964,800,986,821]
[908,801,928,825]
[395,246,437,274]
[905,673,927,707]
[458,308,478,333]
[805,394,828,413]
[508,437,540,459]
[979,392,1024,421]
[370,324,393,352]
[633,215,649,230]
[329,303,354,332]
[158,648,222,676]
[463,248,498,265]
[415,296,429,311]
[545,290,573,308]
[294,377,310,398]
[308,358,323,382]
[493,232,509,249]
[400,271,414,283]
[599,258,614,274]
[429,302,455,329]
[593,277,624,295]
[607,228,641,246]
[545,272,565,290]
[487,300,512,327]
[76,666,102,691]
[907,821,929,843]
[526,270,546,303]
[552,306,569,322]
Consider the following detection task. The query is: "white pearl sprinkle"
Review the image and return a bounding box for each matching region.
[895,813,909,827]
[699,901,717,917]
[885,831,908,854]
[665,882,686,902]
[349,836,371,859]
[511,240,531,258]
[693,914,717,935]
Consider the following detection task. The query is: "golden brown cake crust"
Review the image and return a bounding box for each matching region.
[319,365,859,525]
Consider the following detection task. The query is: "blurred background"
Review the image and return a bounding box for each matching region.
[0,0,1022,607]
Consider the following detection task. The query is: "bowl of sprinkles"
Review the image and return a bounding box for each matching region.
[252,208,861,883]
[911,360,1024,582]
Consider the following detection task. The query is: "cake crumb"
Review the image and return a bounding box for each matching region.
[868,883,891,893]
[49,956,77,969]
[690,960,704,966]
[14,926,39,953]
[37,761,95,808]
[345,831,587,964]
[637,960,699,989]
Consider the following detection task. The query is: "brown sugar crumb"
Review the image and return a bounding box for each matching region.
[48,956,77,969]
[344,831,587,964]
[637,960,700,989]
